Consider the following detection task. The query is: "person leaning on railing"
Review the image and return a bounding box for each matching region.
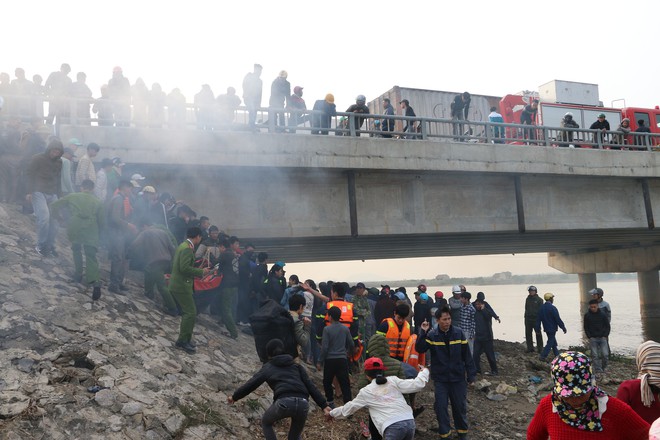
[558,112,579,146]
[612,118,631,147]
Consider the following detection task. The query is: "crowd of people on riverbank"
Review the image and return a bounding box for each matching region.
[231,278,660,440]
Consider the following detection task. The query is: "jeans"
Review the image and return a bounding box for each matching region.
[466,336,474,355]
[590,337,609,372]
[383,419,415,440]
[541,332,559,359]
[32,192,58,249]
[262,396,309,440]
[525,320,543,353]
[434,381,468,438]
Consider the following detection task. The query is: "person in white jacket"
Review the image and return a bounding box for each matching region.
[328,357,429,439]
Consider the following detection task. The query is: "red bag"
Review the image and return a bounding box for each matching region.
[194,272,223,291]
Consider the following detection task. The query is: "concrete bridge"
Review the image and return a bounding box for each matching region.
[59,124,660,316]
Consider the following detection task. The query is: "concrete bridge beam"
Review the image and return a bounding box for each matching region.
[548,246,660,274]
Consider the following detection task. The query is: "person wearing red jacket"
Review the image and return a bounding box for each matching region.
[527,351,649,439]
[617,340,660,424]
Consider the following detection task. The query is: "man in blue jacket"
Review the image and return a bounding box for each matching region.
[416,306,476,440]
[535,292,567,361]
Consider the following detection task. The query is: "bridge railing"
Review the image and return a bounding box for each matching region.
[1,93,659,150]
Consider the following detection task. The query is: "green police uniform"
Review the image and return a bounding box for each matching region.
[170,239,204,343]
[50,191,104,285]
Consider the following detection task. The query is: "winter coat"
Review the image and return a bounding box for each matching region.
[590,119,610,131]
[584,309,610,339]
[357,334,406,388]
[345,103,370,129]
[451,94,470,119]
[416,324,476,383]
[535,301,566,334]
[26,145,62,195]
[520,104,537,125]
[231,354,327,408]
[413,300,433,331]
[169,240,203,295]
[312,99,336,130]
[128,227,175,268]
[269,77,291,108]
[50,191,104,246]
[382,103,395,131]
[474,307,494,342]
[524,294,543,324]
[218,250,239,288]
[448,296,462,324]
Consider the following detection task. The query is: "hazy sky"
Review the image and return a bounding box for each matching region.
[6,1,659,110]
[4,1,652,282]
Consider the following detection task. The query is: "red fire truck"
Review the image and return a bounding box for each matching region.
[499,83,660,147]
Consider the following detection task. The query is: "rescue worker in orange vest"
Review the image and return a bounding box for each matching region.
[376,303,411,361]
[315,282,359,344]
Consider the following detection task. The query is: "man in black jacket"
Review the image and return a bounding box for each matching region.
[524,285,544,354]
[26,139,63,256]
[400,99,418,139]
[345,95,369,135]
[451,92,471,141]
[589,113,611,146]
[473,298,498,376]
[228,339,331,440]
[584,299,611,373]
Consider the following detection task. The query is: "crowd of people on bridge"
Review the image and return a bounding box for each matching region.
[2,63,657,150]
[0,63,335,131]
[0,62,473,139]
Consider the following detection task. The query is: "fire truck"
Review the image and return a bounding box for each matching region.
[499,80,660,147]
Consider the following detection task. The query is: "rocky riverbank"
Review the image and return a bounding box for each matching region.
[0,202,639,439]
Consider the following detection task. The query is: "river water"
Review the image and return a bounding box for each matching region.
[410,280,654,355]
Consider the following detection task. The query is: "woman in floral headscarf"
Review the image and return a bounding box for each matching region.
[617,340,660,424]
[527,351,649,439]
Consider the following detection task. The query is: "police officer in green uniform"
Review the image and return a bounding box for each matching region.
[50,179,104,300]
[170,226,209,354]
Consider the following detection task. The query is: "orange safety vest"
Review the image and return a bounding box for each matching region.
[403,334,426,368]
[325,300,355,329]
[383,318,411,360]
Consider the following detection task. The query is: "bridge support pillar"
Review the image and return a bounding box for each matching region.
[638,270,660,319]
[577,273,597,315]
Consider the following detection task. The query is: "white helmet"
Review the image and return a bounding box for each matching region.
[564,112,573,117]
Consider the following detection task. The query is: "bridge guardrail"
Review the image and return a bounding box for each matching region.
[1,94,658,151]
